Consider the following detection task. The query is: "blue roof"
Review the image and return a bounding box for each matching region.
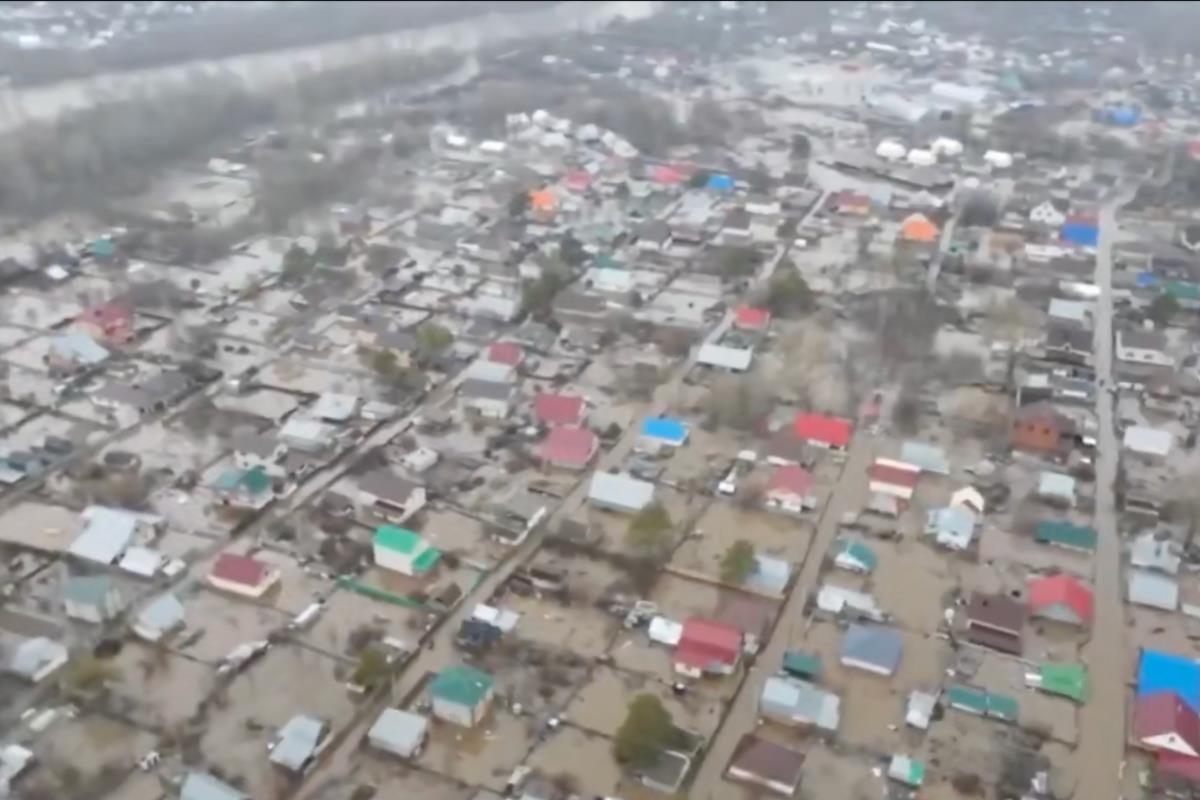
[1137,271,1161,289]
[1137,649,1200,711]
[640,416,688,445]
[706,173,734,191]
[1060,222,1099,248]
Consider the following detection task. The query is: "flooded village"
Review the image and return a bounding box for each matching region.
[2,2,1200,800]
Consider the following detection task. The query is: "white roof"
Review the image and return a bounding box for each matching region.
[280,416,334,444]
[464,360,516,384]
[367,708,429,757]
[68,507,137,564]
[817,584,884,621]
[1128,569,1179,611]
[8,637,67,680]
[270,714,325,771]
[1130,532,1181,575]
[1038,471,1076,501]
[950,486,985,514]
[697,343,753,371]
[588,471,655,511]
[311,393,359,422]
[1048,298,1090,323]
[118,546,163,577]
[1123,425,1173,458]
[905,690,939,729]
[648,616,683,646]
[471,604,520,633]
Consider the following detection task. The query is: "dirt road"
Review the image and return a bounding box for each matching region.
[1074,193,1132,800]
[689,434,875,797]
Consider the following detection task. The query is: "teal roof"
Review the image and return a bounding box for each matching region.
[374,525,423,554]
[782,650,822,680]
[88,239,116,258]
[1034,520,1097,552]
[412,547,442,574]
[834,538,878,571]
[1166,281,1200,302]
[946,684,1018,722]
[431,664,493,707]
[213,466,270,495]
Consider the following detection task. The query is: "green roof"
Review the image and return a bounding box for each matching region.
[946,684,1018,722]
[1166,281,1200,302]
[374,525,423,554]
[889,755,925,787]
[412,547,442,574]
[834,538,878,571]
[1036,663,1089,703]
[782,650,822,680]
[431,665,493,707]
[88,239,116,258]
[1033,520,1097,552]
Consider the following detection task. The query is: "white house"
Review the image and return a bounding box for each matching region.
[1030,199,1068,227]
[373,525,441,576]
[63,575,123,623]
[458,379,514,420]
[875,140,907,161]
[1116,329,1174,370]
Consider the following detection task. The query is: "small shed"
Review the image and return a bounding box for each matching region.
[367,709,429,759]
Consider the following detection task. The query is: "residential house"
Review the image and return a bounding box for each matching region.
[531,392,586,428]
[68,505,142,565]
[553,290,609,328]
[1043,327,1093,365]
[234,434,288,477]
[1028,574,1093,628]
[764,464,813,513]
[1116,328,1174,379]
[830,190,871,216]
[367,709,429,759]
[721,208,752,243]
[965,592,1024,655]
[311,392,361,423]
[640,416,689,450]
[181,772,248,800]
[76,300,134,344]
[696,342,753,372]
[637,220,673,252]
[1130,532,1181,575]
[133,593,185,642]
[208,553,280,598]
[840,624,903,676]
[459,379,514,420]
[793,413,852,452]
[673,617,742,678]
[278,416,336,454]
[1060,215,1099,248]
[588,471,655,513]
[1034,520,1098,553]
[63,574,123,623]
[900,213,939,244]
[833,538,878,574]
[270,714,329,773]
[1010,401,1072,455]
[46,333,109,374]
[734,306,771,333]
[374,525,441,577]
[1037,471,1077,506]
[538,426,598,470]
[1136,692,1200,757]
[1047,298,1091,329]
[924,507,977,551]
[900,441,949,475]
[759,675,839,732]
[726,735,806,797]
[1129,569,1180,611]
[6,637,68,683]
[1125,426,1174,461]
[211,466,274,510]
[431,665,494,727]
[357,470,427,522]
[1029,199,1068,227]
[867,458,920,501]
[486,341,523,367]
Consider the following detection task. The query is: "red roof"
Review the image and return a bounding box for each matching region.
[538,426,597,467]
[734,306,771,331]
[1027,574,1094,624]
[564,170,592,192]
[867,461,920,489]
[793,413,852,448]
[1137,692,1200,754]
[1158,751,1200,783]
[210,553,272,587]
[651,164,686,185]
[487,341,523,366]
[532,392,586,427]
[1189,141,1200,161]
[83,300,132,328]
[767,464,811,497]
[675,617,741,668]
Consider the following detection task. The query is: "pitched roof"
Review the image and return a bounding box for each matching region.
[966,591,1025,634]
[1028,574,1094,624]
[532,392,586,426]
[374,525,424,554]
[840,624,903,674]
[431,664,493,706]
[1034,520,1097,551]
[1136,692,1200,754]
[63,574,115,606]
[867,460,920,489]
[767,464,811,497]
[727,734,805,790]
[357,469,422,505]
[588,471,655,511]
[733,306,771,330]
[1138,650,1200,711]
[793,413,852,448]
[1035,663,1089,703]
[459,378,513,402]
[538,426,597,467]
[675,617,742,668]
[210,553,272,587]
[181,771,248,800]
[486,341,523,366]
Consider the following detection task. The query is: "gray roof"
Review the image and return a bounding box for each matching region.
[1127,568,1179,611]
[1119,328,1168,351]
[270,714,326,771]
[8,637,67,680]
[1129,532,1181,575]
[459,378,513,402]
[367,708,428,757]
[68,507,138,564]
[357,469,422,506]
[587,471,655,512]
[840,623,903,675]
[237,433,280,459]
[181,771,248,800]
[136,593,184,636]
[759,675,840,731]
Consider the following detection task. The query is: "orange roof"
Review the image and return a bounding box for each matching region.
[900,213,939,243]
[529,189,556,211]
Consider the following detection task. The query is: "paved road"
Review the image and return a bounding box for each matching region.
[1075,192,1132,800]
[690,435,874,797]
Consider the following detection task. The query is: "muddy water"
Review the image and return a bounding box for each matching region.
[0,1,661,133]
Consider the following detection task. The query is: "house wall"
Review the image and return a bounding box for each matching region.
[208,572,276,598]
[462,396,511,420]
[374,544,420,576]
[432,692,491,727]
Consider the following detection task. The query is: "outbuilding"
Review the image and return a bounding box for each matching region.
[367,709,429,759]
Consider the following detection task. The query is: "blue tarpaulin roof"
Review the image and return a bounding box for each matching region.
[1136,271,1161,289]
[706,173,734,191]
[1060,222,1099,248]
[640,416,688,445]
[1137,649,1200,711]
